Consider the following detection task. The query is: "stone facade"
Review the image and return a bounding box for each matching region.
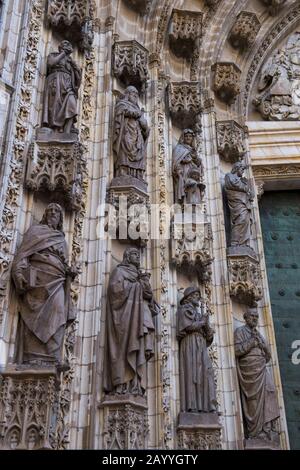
[0,0,299,451]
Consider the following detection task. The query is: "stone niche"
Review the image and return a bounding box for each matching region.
[216,120,246,163]
[227,246,263,306]
[169,9,203,60]
[100,395,149,450]
[112,40,149,93]
[229,11,261,51]
[212,62,241,105]
[123,0,152,15]
[171,210,213,282]
[47,0,95,51]
[168,81,202,129]
[177,412,222,450]
[0,367,58,450]
[25,139,86,212]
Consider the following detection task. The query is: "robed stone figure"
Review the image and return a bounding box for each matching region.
[42,40,82,134]
[224,161,254,247]
[234,309,280,440]
[104,247,159,396]
[172,129,204,205]
[12,204,76,368]
[177,287,217,413]
[113,86,150,182]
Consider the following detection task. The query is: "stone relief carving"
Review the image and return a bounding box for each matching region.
[216,120,246,163]
[172,129,205,205]
[254,32,300,120]
[177,426,222,450]
[123,0,152,15]
[40,41,82,139]
[234,308,280,448]
[169,9,202,60]
[228,253,263,306]
[25,141,86,211]
[260,0,287,16]
[212,62,241,104]
[229,11,261,51]
[47,0,95,51]
[253,163,300,179]
[0,370,57,450]
[103,248,159,397]
[11,204,77,370]
[225,161,254,249]
[112,40,149,92]
[168,81,202,129]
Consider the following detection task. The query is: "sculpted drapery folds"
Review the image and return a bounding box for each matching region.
[225,161,254,247]
[42,40,82,134]
[12,204,76,368]
[172,129,204,205]
[234,309,280,440]
[104,248,160,396]
[177,287,217,413]
[113,86,150,182]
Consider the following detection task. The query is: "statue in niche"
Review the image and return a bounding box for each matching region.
[113,86,150,182]
[12,203,77,369]
[234,308,280,442]
[224,161,254,248]
[42,40,82,135]
[172,129,204,205]
[177,286,217,413]
[104,247,160,396]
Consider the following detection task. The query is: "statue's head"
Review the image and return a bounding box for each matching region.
[123,247,140,268]
[124,86,139,105]
[180,286,201,306]
[231,161,246,177]
[244,307,259,329]
[41,203,64,231]
[179,129,195,147]
[58,40,73,56]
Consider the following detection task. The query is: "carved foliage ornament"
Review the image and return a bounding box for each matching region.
[113,40,149,92]
[168,81,202,129]
[47,0,95,51]
[216,120,246,162]
[212,62,241,104]
[228,254,263,306]
[229,11,261,51]
[169,9,203,59]
[177,428,222,450]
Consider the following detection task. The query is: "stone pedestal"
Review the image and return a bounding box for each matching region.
[244,436,280,450]
[227,246,262,306]
[0,366,58,450]
[177,412,222,450]
[99,394,149,450]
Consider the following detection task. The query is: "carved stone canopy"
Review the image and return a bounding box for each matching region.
[260,0,287,16]
[112,40,149,92]
[25,141,86,212]
[229,11,261,51]
[47,0,95,51]
[212,62,241,104]
[169,9,203,60]
[168,81,202,129]
[123,0,152,15]
[227,246,262,306]
[216,120,246,162]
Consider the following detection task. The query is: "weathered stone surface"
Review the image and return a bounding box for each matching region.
[216,120,246,163]
[169,9,202,59]
[229,11,260,51]
[112,41,149,92]
[227,248,262,306]
[168,81,202,129]
[212,62,241,104]
[259,0,287,16]
[123,0,152,15]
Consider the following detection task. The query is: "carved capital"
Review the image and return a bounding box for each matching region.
[169,9,202,59]
[229,11,261,51]
[216,120,246,162]
[260,0,287,16]
[112,40,149,92]
[227,248,263,306]
[168,81,202,129]
[123,0,152,15]
[0,368,58,450]
[47,0,95,51]
[212,62,241,104]
[25,141,86,212]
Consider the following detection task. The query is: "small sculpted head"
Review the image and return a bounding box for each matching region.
[232,161,246,177]
[123,247,140,268]
[59,40,73,56]
[244,307,259,329]
[124,86,139,105]
[41,203,64,231]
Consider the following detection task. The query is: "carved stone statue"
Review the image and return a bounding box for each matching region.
[172,129,204,205]
[113,86,150,182]
[12,203,76,369]
[234,308,280,441]
[177,287,217,413]
[225,161,254,248]
[42,40,82,135]
[104,247,159,396]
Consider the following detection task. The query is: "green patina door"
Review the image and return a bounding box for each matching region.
[259,190,300,450]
